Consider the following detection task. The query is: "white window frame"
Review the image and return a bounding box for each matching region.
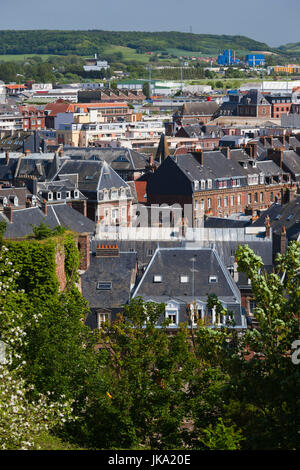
[153,275,162,283]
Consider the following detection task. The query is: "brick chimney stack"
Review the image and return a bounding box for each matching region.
[280,225,287,254]
[221,146,231,159]
[4,205,13,223]
[42,199,47,216]
[265,215,271,238]
[191,149,204,166]
[267,148,284,168]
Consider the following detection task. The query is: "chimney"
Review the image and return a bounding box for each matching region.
[221,146,231,159]
[259,136,267,146]
[247,142,257,159]
[4,205,13,223]
[267,148,284,169]
[265,215,271,238]
[42,199,47,216]
[279,135,285,146]
[5,151,9,165]
[191,149,204,166]
[77,234,90,271]
[280,225,287,254]
[96,243,120,257]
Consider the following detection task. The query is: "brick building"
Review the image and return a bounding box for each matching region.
[147,147,291,225]
[238,90,271,118]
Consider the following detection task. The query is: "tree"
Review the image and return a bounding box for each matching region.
[142,81,150,99]
[0,243,74,449]
[193,242,300,450]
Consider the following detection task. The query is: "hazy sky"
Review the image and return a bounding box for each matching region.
[1,0,299,47]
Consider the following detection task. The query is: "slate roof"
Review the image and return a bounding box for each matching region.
[81,251,137,311]
[282,150,300,180]
[63,147,148,172]
[0,203,95,238]
[133,247,240,301]
[175,148,258,182]
[252,197,300,240]
[239,90,271,107]
[204,217,250,229]
[52,159,131,194]
[0,154,58,182]
[0,187,33,208]
[132,246,244,327]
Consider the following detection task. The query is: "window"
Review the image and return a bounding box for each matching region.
[193,180,199,191]
[207,198,211,209]
[201,180,206,189]
[180,275,189,283]
[218,197,222,208]
[74,190,79,198]
[190,304,203,326]
[48,192,53,201]
[97,313,109,327]
[207,179,212,189]
[237,194,241,205]
[112,208,119,220]
[230,195,234,206]
[147,249,153,256]
[56,192,61,200]
[200,199,205,209]
[260,192,264,203]
[248,194,252,204]
[209,276,218,283]
[66,191,71,199]
[194,199,198,211]
[224,197,228,207]
[97,282,112,290]
[153,275,162,283]
[165,309,178,326]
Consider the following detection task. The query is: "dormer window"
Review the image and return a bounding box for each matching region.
[66,191,71,199]
[48,192,53,201]
[201,180,206,189]
[111,190,118,200]
[207,179,212,189]
[56,192,61,200]
[209,275,218,283]
[180,275,189,283]
[165,307,178,326]
[193,180,199,191]
[153,275,162,283]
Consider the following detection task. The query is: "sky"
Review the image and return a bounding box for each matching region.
[0,0,299,47]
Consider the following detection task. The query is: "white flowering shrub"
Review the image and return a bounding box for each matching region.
[0,244,75,449]
[0,366,74,450]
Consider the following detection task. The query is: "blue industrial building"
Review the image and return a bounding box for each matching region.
[246,54,265,67]
[217,49,240,66]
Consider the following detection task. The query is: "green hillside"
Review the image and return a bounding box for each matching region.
[0,30,273,57]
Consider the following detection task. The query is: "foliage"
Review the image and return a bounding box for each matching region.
[31,221,66,240]
[0,244,74,450]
